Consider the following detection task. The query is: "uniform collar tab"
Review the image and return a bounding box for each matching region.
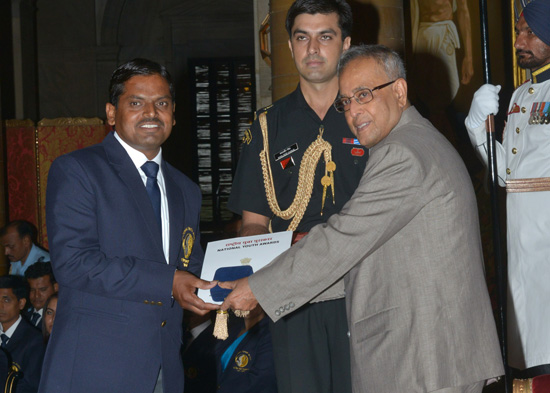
[531,63,550,84]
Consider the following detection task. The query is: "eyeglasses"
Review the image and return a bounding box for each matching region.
[333,80,397,113]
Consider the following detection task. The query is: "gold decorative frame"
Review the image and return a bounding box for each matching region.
[4,119,34,127]
[38,117,104,127]
[259,13,271,66]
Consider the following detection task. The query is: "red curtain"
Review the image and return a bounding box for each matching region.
[5,118,110,248]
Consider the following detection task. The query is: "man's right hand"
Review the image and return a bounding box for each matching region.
[172,270,219,315]
[465,84,501,129]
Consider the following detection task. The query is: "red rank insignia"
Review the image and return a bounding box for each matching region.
[508,103,520,115]
[351,147,365,157]
[280,156,295,170]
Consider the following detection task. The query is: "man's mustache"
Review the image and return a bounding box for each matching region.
[304,55,325,63]
[516,49,533,57]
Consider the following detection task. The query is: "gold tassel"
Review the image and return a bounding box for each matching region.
[327,161,336,205]
[513,378,533,393]
[212,310,250,340]
[213,310,229,340]
[320,175,331,216]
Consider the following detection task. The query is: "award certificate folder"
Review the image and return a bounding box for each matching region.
[198,231,293,304]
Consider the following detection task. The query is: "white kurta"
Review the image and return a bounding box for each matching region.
[466,72,550,369]
[415,21,461,105]
[411,0,461,108]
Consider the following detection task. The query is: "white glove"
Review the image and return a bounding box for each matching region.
[465,84,501,129]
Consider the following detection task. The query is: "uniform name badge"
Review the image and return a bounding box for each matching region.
[274,143,299,161]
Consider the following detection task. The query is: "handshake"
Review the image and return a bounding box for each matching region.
[465,84,502,129]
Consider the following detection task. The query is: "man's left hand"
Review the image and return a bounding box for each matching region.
[219,278,258,311]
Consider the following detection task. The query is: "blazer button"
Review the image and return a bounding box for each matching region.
[275,310,281,316]
[506,168,511,175]
[512,148,517,154]
[521,107,526,113]
[279,306,284,313]
[144,300,150,304]
[516,127,520,134]
[284,304,290,311]
[289,302,295,308]
[529,87,535,94]
[161,321,167,327]
[157,301,163,306]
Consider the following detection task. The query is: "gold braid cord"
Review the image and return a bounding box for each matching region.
[258,112,335,231]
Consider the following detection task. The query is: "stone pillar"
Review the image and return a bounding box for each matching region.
[270,0,298,102]
[253,0,273,109]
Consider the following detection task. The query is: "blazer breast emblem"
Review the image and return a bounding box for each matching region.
[181,227,195,268]
[233,351,251,371]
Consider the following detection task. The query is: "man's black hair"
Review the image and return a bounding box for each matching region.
[285,0,353,39]
[0,275,28,301]
[108,58,175,108]
[0,220,37,243]
[24,262,56,284]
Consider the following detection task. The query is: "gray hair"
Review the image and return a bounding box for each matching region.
[337,44,406,81]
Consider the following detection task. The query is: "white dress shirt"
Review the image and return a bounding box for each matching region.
[114,132,170,263]
[1,315,22,338]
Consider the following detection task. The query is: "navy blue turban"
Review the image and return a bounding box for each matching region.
[523,0,550,46]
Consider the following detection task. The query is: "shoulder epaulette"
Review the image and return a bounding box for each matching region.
[254,104,273,121]
[245,106,274,144]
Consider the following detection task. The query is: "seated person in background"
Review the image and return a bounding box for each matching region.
[0,221,49,276]
[0,276,45,393]
[215,306,277,393]
[23,262,58,328]
[41,293,58,344]
[182,312,217,393]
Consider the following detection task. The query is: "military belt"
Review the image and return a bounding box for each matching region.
[506,177,550,193]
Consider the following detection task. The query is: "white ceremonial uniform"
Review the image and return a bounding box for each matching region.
[466,64,550,370]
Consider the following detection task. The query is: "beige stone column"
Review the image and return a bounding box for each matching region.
[270,0,299,101]
[254,0,273,109]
